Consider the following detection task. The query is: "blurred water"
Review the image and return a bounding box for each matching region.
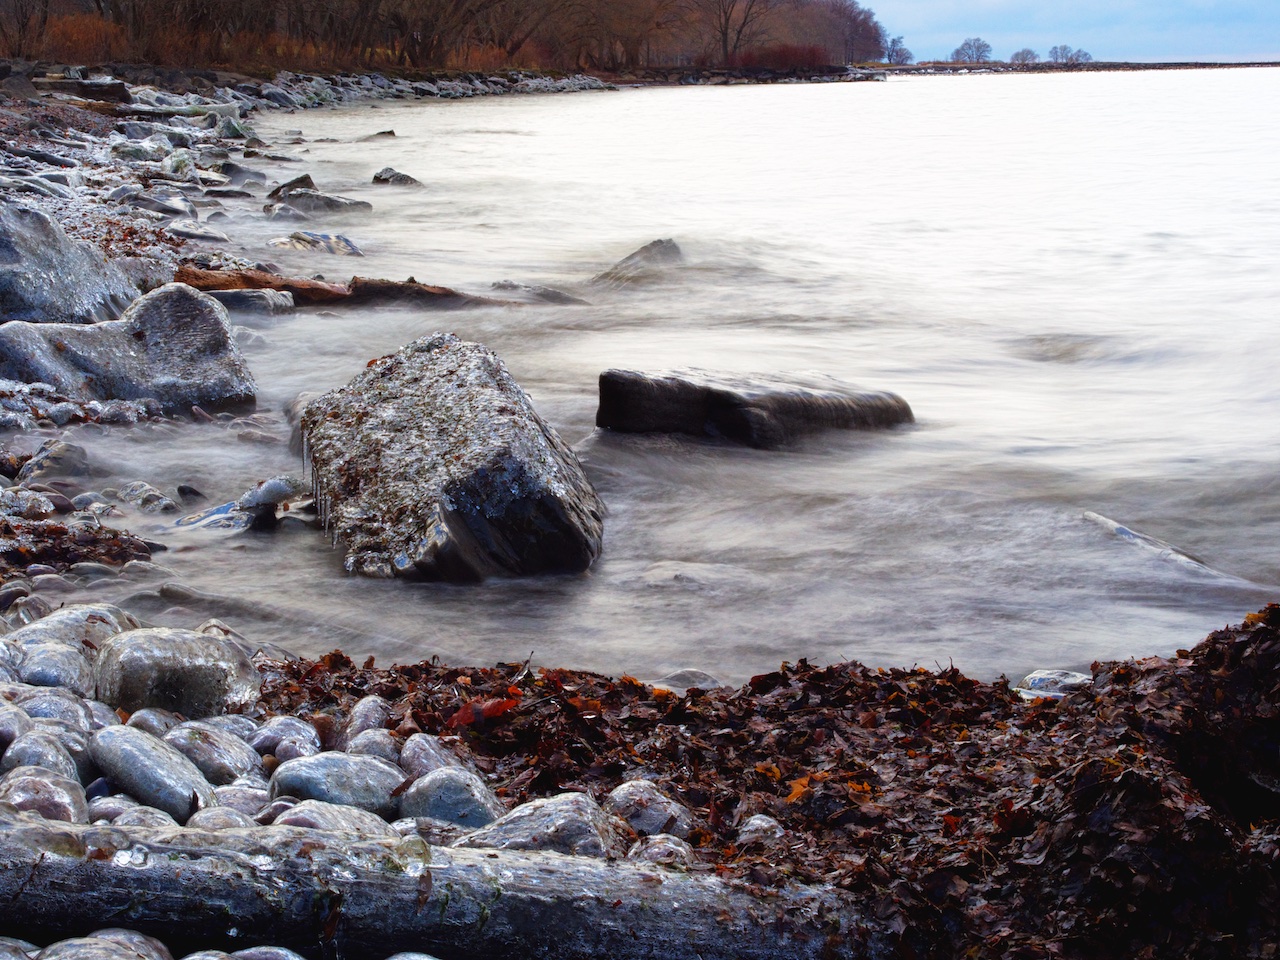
[51,69,1280,684]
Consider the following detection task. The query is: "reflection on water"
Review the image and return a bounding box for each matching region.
[40,69,1280,684]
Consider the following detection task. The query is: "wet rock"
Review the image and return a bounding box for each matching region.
[340,694,390,747]
[17,688,93,730]
[126,708,183,737]
[1,731,79,779]
[206,289,295,315]
[372,167,422,187]
[213,782,270,816]
[302,333,604,580]
[167,220,231,243]
[202,714,259,740]
[112,805,179,827]
[590,238,683,287]
[267,231,363,256]
[248,715,319,755]
[266,174,316,201]
[737,813,785,845]
[0,283,256,414]
[163,721,263,785]
[87,794,138,821]
[490,280,588,305]
[0,938,37,960]
[185,805,255,830]
[15,441,90,482]
[342,276,502,309]
[398,733,464,778]
[627,832,695,866]
[453,791,631,857]
[88,929,172,960]
[16,643,93,697]
[1014,669,1093,700]
[129,192,196,220]
[173,265,348,305]
[274,189,372,216]
[604,779,695,838]
[0,199,137,324]
[652,668,725,693]
[268,752,405,819]
[273,736,319,762]
[0,765,88,821]
[0,703,33,752]
[85,701,120,731]
[271,798,399,837]
[345,728,400,763]
[89,725,217,823]
[398,767,503,827]
[118,481,178,513]
[230,949,307,960]
[264,203,309,222]
[93,627,259,718]
[252,796,297,824]
[35,938,145,960]
[35,721,97,782]
[596,369,915,449]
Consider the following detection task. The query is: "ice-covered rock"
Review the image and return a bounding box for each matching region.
[267,752,406,819]
[90,725,218,824]
[604,779,695,838]
[452,791,631,857]
[301,333,604,580]
[397,767,504,826]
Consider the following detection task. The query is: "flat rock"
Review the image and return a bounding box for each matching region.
[452,791,631,857]
[89,725,218,823]
[274,188,371,216]
[268,752,406,819]
[596,369,914,449]
[0,199,137,324]
[301,333,604,580]
[0,283,256,414]
[93,627,259,718]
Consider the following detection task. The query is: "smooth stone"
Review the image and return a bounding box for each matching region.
[94,627,259,718]
[5,601,135,655]
[397,767,503,827]
[230,950,308,960]
[627,833,695,866]
[88,794,138,822]
[185,806,255,830]
[266,231,363,256]
[16,643,93,697]
[85,701,121,730]
[273,736,319,762]
[452,791,631,857]
[0,199,137,324]
[31,720,96,782]
[340,694,390,747]
[389,815,470,846]
[590,238,683,287]
[248,715,319,755]
[1014,669,1094,701]
[117,481,178,514]
[89,725,218,823]
[15,441,90,483]
[1,730,79,779]
[271,798,399,838]
[0,283,256,414]
[596,369,915,449]
[212,783,270,816]
[371,167,421,187]
[604,779,695,838]
[252,797,296,825]
[737,813,785,845]
[268,752,405,819]
[166,220,230,243]
[345,727,400,763]
[398,733,464,778]
[126,707,184,737]
[35,938,147,960]
[163,721,263,785]
[0,765,88,821]
[0,703,33,752]
[16,687,93,730]
[202,714,260,740]
[272,189,371,216]
[489,280,588,305]
[87,930,173,960]
[0,939,36,960]
[302,333,604,580]
[112,805,179,827]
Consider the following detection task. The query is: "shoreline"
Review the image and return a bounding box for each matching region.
[0,63,1278,959]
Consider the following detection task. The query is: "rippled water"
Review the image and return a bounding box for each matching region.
[52,68,1280,684]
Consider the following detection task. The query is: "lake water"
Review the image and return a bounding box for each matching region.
[65,68,1280,685]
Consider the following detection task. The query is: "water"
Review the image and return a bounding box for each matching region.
[52,68,1280,685]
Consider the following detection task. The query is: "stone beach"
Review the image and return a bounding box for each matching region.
[0,57,1278,960]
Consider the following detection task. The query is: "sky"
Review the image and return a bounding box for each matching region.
[869,0,1280,63]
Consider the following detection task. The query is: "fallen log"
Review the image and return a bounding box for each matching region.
[344,276,511,309]
[0,811,882,960]
[174,266,351,305]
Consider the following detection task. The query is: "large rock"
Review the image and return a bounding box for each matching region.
[0,283,256,414]
[301,333,605,581]
[596,369,914,449]
[92,628,259,718]
[0,199,137,324]
[89,725,218,824]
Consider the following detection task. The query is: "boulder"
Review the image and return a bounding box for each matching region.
[590,239,683,287]
[371,168,422,187]
[301,333,604,580]
[596,369,914,449]
[0,199,137,324]
[89,725,218,823]
[267,752,406,819]
[0,283,256,414]
[93,628,259,718]
[272,189,371,216]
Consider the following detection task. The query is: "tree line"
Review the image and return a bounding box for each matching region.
[950,37,1094,65]
[1,0,893,72]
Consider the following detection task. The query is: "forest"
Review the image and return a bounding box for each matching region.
[0,0,890,74]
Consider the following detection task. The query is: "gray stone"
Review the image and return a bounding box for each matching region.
[30,719,96,782]
[247,715,319,755]
[737,813,784,845]
[112,806,179,827]
[452,791,631,857]
[590,238,683,287]
[1,731,78,779]
[117,481,178,514]
[271,798,399,838]
[0,938,36,960]
[0,765,88,821]
[125,708,183,737]
[231,949,308,960]
[35,938,144,960]
[275,189,371,216]
[16,643,93,697]
[1013,669,1093,701]
[302,333,604,580]
[88,794,138,822]
[371,167,422,187]
[273,736,319,762]
[340,694,390,747]
[397,767,503,827]
[627,832,695,866]
[185,806,255,830]
[94,627,259,718]
[268,752,405,820]
[398,733,464,778]
[0,199,137,324]
[85,701,121,731]
[266,174,316,201]
[0,283,256,414]
[596,369,914,449]
[213,782,269,816]
[163,721,263,785]
[604,779,695,838]
[206,289,294,315]
[0,703,32,752]
[15,686,93,732]
[202,714,259,740]
[345,728,400,763]
[87,930,172,960]
[166,220,231,243]
[89,725,218,823]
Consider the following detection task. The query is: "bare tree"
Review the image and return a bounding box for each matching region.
[1068,48,1093,63]
[682,0,791,65]
[0,0,51,56]
[1009,47,1038,64]
[883,33,911,64]
[950,36,990,62]
[1047,43,1072,62]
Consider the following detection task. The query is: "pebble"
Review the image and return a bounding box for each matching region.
[88,930,172,960]
[213,783,270,816]
[345,727,400,763]
[627,833,695,866]
[398,767,504,827]
[113,806,179,827]
[17,642,93,697]
[737,813,785,845]
[36,937,150,960]
[248,715,319,755]
[90,725,219,824]
[88,794,139,821]
[340,694,391,746]
[126,707,184,737]
[268,752,405,819]
[16,687,93,730]
[399,732,464,777]
[185,806,255,830]
[0,702,33,751]
[272,735,319,762]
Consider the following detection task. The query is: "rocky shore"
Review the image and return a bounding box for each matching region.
[0,60,1277,960]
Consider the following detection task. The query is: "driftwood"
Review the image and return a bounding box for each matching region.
[174,267,351,305]
[0,811,881,960]
[344,276,510,309]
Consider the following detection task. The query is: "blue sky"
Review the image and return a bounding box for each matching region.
[870,0,1280,63]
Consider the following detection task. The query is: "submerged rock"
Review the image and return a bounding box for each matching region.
[267,232,363,256]
[0,283,256,414]
[596,369,914,449]
[272,189,371,216]
[206,289,295,315]
[590,238,683,287]
[301,333,604,581]
[0,199,137,324]
[371,167,422,187]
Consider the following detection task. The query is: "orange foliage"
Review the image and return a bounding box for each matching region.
[40,14,129,62]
